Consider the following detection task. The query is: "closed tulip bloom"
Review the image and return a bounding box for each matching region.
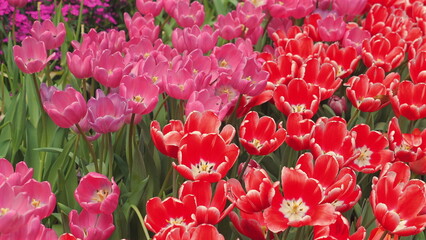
[40,84,87,129]
[318,14,347,42]
[390,81,426,121]
[67,49,94,79]
[87,90,128,134]
[239,111,287,156]
[173,1,205,27]
[13,37,55,74]
[69,210,115,240]
[74,172,120,214]
[30,19,66,50]
[136,0,163,16]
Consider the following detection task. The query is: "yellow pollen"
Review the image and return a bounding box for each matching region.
[0,208,9,216]
[143,53,150,58]
[220,60,228,68]
[193,69,198,74]
[92,189,109,203]
[31,199,41,208]
[280,198,309,222]
[251,138,264,149]
[291,104,306,113]
[107,69,113,75]
[152,76,158,83]
[166,217,186,226]
[178,85,185,91]
[191,160,215,176]
[245,76,252,82]
[133,95,144,103]
[354,145,373,167]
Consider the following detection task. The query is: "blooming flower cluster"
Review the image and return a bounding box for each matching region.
[4,0,426,239]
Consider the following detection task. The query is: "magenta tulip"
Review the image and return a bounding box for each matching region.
[13,37,55,74]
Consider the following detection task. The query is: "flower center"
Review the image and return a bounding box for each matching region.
[354,145,373,167]
[166,217,187,227]
[0,208,9,216]
[152,76,158,83]
[251,138,264,149]
[31,199,42,208]
[92,189,110,203]
[191,160,215,176]
[291,104,306,113]
[219,60,228,68]
[279,198,309,222]
[133,95,144,103]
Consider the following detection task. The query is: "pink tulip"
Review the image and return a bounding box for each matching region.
[74,172,120,214]
[0,183,32,234]
[163,0,189,17]
[214,12,243,41]
[318,14,347,42]
[136,0,163,16]
[185,89,231,121]
[268,0,315,19]
[30,19,66,50]
[69,209,115,240]
[0,216,57,240]
[124,12,160,42]
[87,90,128,134]
[328,95,347,116]
[119,76,159,115]
[236,1,265,30]
[40,83,87,129]
[67,49,94,79]
[164,68,197,100]
[231,58,269,96]
[13,179,56,219]
[92,50,126,88]
[172,25,219,54]
[13,37,55,74]
[212,43,245,75]
[333,0,367,17]
[342,27,371,54]
[0,158,33,187]
[127,54,168,92]
[173,1,205,27]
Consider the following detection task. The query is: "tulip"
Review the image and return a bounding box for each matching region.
[92,50,125,88]
[40,84,87,129]
[318,14,346,42]
[285,113,315,151]
[119,76,159,115]
[13,37,55,74]
[74,172,120,214]
[172,25,219,54]
[30,19,66,50]
[87,90,128,134]
[69,210,115,240]
[173,1,205,27]
[124,12,160,42]
[67,49,94,79]
[0,158,33,187]
[6,0,27,8]
[314,212,366,240]
[0,216,58,240]
[136,0,163,16]
[239,111,287,156]
[389,81,426,121]
[214,12,243,41]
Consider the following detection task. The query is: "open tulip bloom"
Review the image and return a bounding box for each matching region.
[5,0,426,239]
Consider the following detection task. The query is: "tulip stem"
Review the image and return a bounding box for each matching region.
[107,132,113,178]
[282,227,291,240]
[76,124,99,173]
[32,74,43,110]
[157,164,173,197]
[347,108,360,128]
[153,94,169,120]
[172,168,177,198]
[75,0,85,41]
[33,73,48,180]
[128,114,135,182]
[238,154,252,180]
[130,204,151,240]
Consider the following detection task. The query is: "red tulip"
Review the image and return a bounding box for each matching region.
[239,111,287,156]
[314,212,366,240]
[174,133,239,182]
[264,167,337,233]
[370,161,426,236]
[228,167,278,213]
[230,211,269,240]
[285,113,315,151]
[273,79,321,119]
[390,81,426,121]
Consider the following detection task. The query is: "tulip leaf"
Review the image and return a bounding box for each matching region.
[46,136,76,190]
[10,86,26,163]
[212,0,227,15]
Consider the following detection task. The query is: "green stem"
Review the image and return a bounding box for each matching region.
[365,216,376,229]
[107,132,113,178]
[347,108,360,127]
[128,114,135,182]
[172,168,177,198]
[76,124,99,172]
[282,227,291,240]
[75,0,85,41]
[32,74,47,180]
[157,164,173,197]
[44,50,53,86]
[130,204,151,240]
[294,227,303,240]
[32,74,43,110]
[153,94,169,120]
